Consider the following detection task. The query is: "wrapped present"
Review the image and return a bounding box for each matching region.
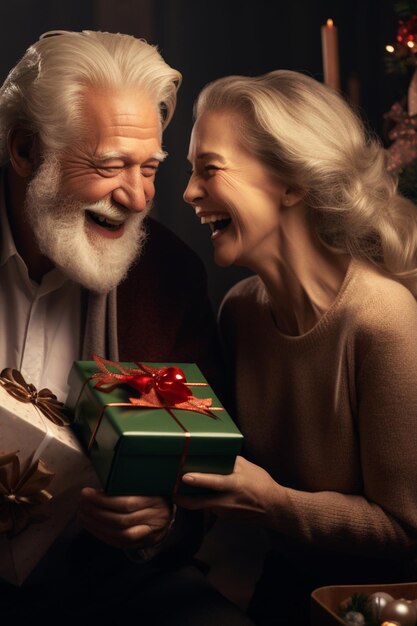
[66,356,244,496]
[0,369,99,586]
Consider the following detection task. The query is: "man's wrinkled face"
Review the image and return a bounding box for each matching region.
[24,88,166,292]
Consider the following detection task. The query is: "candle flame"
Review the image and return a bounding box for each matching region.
[385,44,395,53]
[326,18,334,27]
[407,40,415,48]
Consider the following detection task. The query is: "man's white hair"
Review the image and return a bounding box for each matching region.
[0,30,181,164]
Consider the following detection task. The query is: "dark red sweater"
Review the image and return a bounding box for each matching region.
[117,216,224,395]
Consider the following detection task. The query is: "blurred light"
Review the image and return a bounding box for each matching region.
[386,44,395,53]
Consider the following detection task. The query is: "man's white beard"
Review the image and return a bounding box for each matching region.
[24,154,148,293]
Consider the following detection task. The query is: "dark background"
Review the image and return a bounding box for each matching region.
[0,0,404,309]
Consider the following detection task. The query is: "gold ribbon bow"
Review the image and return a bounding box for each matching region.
[0,368,69,427]
[0,451,54,537]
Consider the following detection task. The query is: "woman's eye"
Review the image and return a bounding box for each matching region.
[204,165,221,176]
[187,164,221,178]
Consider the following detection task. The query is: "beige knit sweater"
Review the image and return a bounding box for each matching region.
[219,259,417,562]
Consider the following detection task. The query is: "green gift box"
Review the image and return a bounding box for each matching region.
[65,359,243,495]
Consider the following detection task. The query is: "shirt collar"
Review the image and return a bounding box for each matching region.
[0,167,71,293]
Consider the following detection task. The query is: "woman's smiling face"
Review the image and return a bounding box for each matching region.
[183,109,290,269]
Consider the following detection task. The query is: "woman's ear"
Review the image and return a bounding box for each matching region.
[7,125,39,178]
[282,186,305,207]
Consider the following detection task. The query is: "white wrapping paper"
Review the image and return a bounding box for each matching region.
[0,382,98,585]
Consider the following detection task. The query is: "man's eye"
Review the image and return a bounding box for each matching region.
[141,165,159,177]
[97,166,123,176]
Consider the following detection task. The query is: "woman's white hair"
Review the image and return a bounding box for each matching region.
[0,30,181,164]
[195,70,417,294]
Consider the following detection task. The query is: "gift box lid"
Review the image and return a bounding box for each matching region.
[67,360,243,456]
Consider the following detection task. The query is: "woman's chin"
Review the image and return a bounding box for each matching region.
[213,249,236,268]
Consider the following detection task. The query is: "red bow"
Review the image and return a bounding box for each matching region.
[91,355,217,416]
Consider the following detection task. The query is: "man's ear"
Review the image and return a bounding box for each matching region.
[7,125,39,178]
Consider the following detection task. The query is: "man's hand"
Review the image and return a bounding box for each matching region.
[173,456,286,528]
[77,488,173,550]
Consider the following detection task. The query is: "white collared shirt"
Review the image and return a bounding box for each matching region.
[0,178,82,401]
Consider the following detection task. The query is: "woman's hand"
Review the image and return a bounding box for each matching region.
[174,455,285,527]
[77,488,173,551]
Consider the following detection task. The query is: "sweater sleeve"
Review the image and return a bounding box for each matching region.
[279,289,417,558]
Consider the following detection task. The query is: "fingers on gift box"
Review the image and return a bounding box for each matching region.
[65,356,244,496]
[0,369,99,586]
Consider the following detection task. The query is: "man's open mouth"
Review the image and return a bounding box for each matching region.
[86,210,124,232]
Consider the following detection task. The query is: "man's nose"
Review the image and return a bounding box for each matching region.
[112,169,151,212]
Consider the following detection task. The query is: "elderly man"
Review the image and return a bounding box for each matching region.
[0,30,253,625]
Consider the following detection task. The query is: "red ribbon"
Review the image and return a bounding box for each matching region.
[91,354,218,416]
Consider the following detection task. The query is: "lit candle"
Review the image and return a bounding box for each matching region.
[321,18,340,91]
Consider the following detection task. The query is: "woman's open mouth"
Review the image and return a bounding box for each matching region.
[198,212,232,239]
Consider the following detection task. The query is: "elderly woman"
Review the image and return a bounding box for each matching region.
[177,70,417,625]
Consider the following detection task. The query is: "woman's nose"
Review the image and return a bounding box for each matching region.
[183,174,205,205]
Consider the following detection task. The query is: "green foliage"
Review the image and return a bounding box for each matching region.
[398,160,417,201]
[385,1,417,204]
[394,0,417,18]
[338,593,378,626]
[384,49,414,74]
